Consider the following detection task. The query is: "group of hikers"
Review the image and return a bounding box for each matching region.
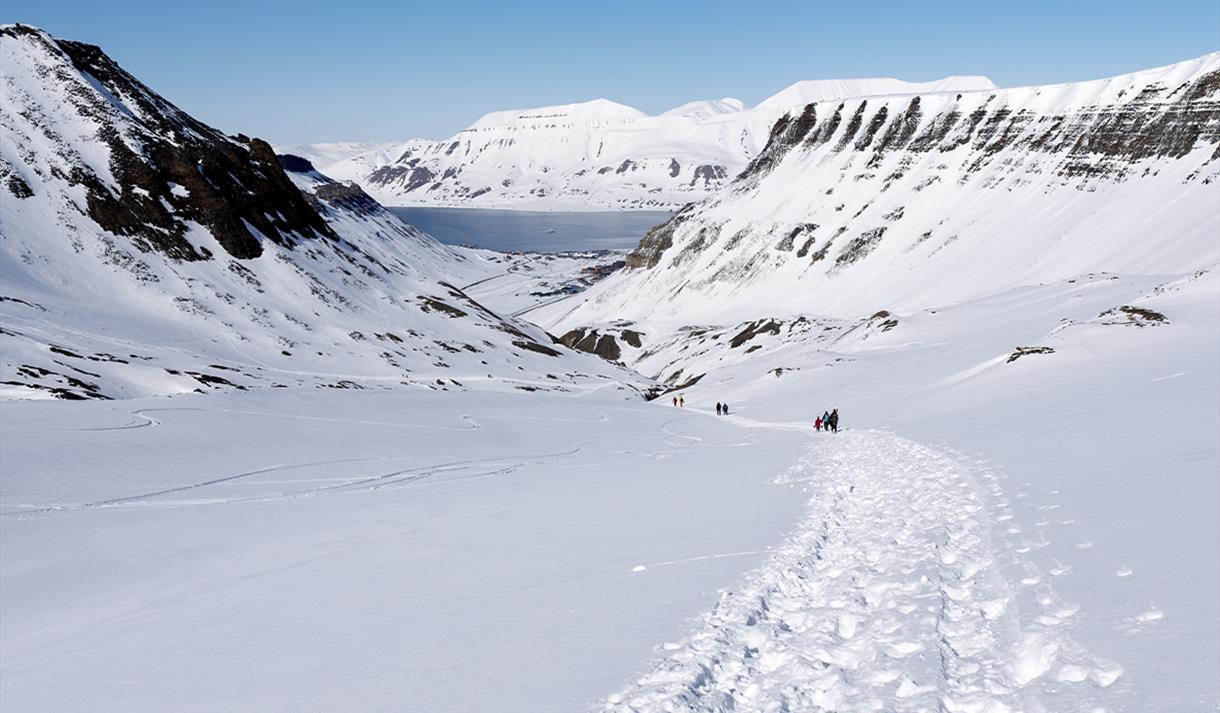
[667,395,732,416]
[669,394,834,429]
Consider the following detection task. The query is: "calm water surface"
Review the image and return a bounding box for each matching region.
[389,207,672,253]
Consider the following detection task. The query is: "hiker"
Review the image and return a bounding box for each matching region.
[821,410,831,429]
[679,395,685,408]
[815,416,822,431]
[722,403,729,415]
[829,408,839,433]
[672,396,678,407]
[716,402,722,415]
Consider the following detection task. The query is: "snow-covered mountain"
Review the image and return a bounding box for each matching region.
[544,52,1220,334]
[0,24,642,400]
[302,76,996,211]
[1,25,1217,713]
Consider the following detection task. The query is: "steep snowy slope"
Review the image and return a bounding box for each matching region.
[316,76,996,210]
[0,25,642,400]
[548,52,1220,329]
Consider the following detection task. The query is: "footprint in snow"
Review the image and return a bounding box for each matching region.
[1134,607,1164,623]
[1048,560,1072,576]
[1122,605,1166,634]
[885,641,922,658]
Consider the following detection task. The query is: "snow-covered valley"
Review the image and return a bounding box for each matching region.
[2,21,1219,713]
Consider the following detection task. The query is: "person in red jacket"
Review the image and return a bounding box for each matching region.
[815,417,823,431]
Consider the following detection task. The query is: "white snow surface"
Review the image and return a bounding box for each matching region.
[0,389,808,712]
[304,76,996,211]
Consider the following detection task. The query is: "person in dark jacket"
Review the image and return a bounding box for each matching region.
[722,403,729,415]
[716,402,722,415]
[829,408,839,433]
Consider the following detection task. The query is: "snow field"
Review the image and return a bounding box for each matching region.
[0,389,813,713]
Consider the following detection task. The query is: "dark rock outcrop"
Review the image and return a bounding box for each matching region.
[625,203,695,269]
[2,25,336,261]
[559,328,623,361]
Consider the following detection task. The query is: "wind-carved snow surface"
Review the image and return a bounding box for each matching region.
[606,430,1121,712]
[297,76,995,211]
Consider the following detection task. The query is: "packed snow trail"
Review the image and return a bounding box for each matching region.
[605,430,1119,712]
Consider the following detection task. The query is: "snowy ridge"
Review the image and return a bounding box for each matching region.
[753,75,995,114]
[275,140,411,178]
[607,429,1120,711]
[308,76,995,210]
[661,97,747,119]
[0,25,643,400]
[547,51,1220,328]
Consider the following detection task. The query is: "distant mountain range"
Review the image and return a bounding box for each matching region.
[280,76,997,211]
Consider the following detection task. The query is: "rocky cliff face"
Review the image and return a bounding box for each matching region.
[0,25,334,261]
[551,53,1220,329]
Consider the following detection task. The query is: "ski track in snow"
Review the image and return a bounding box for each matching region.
[605,429,1121,712]
[0,406,649,516]
[0,440,598,516]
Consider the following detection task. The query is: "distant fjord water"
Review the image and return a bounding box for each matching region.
[389,207,673,253]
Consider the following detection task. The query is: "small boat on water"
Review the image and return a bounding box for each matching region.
[544,228,556,233]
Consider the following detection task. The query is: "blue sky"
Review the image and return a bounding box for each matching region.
[3,0,1217,144]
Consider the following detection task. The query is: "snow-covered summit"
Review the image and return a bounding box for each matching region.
[466,98,647,131]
